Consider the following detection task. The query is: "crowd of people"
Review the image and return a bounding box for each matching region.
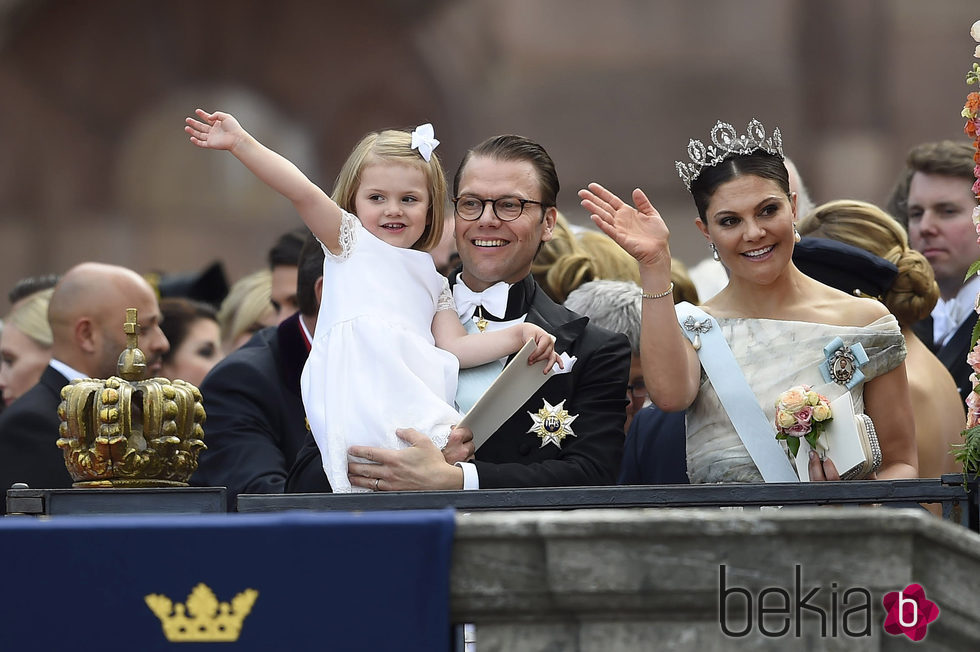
[0,113,977,513]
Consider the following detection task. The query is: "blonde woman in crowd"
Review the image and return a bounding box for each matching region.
[0,288,54,407]
[217,268,278,353]
[798,199,962,478]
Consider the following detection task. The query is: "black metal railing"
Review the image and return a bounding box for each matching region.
[236,474,980,532]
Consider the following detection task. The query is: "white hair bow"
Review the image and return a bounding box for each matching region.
[411,123,440,162]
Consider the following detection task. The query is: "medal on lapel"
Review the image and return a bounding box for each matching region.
[527,399,578,448]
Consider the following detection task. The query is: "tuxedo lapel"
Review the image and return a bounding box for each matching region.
[522,276,588,350]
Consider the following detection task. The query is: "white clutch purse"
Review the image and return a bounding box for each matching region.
[794,392,882,481]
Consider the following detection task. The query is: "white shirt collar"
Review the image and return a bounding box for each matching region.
[48,358,87,382]
[932,274,980,347]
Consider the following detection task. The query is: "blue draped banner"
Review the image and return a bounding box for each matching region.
[0,509,455,651]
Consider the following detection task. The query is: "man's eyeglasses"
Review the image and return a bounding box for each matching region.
[453,195,546,222]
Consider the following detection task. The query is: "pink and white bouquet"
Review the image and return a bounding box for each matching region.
[956,18,980,478]
[774,384,833,457]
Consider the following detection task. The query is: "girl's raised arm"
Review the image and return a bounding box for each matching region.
[185,109,343,253]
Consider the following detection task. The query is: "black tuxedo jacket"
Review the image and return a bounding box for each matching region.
[286,275,631,491]
[913,313,979,402]
[0,365,73,510]
[192,313,320,507]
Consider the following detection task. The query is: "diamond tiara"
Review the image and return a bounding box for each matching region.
[675,118,784,191]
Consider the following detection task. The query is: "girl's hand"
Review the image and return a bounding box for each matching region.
[184,109,247,152]
[578,183,671,268]
[522,324,562,374]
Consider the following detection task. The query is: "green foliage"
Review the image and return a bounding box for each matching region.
[968,62,980,85]
[953,423,980,487]
[971,315,980,352]
[964,259,980,282]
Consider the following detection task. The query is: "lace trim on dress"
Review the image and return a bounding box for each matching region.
[319,209,359,260]
[436,278,456,312]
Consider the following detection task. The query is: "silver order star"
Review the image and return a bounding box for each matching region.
[527,399,579,448]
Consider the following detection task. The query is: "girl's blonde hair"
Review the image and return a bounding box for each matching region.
[7,287,54,348]
[798,199,939,327]
[330,128,447,252]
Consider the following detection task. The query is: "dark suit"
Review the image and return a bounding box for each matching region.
[913,313,979,402]
[618,406,689,485]
[286,275,631,491]
[192,313,321,507]
[0,365,73,510]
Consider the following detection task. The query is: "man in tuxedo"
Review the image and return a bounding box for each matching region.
[288,134,631,492]
[192,233,327,507]
[888,140,980,401]
[0,263,168,504]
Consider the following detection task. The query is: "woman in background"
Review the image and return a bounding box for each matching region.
[0,288,54,407]
[798,199,962,478]
[217,269,277,353]
[160,297,224,387]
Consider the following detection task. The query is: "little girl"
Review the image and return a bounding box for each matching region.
[185,109,560,492]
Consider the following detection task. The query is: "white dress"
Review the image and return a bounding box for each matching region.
[684,314,906,483]
[301,210,462,492]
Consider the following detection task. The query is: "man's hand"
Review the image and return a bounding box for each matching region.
[348,428,464,491]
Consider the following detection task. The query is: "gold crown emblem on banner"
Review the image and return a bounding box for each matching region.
[145,583,258,642]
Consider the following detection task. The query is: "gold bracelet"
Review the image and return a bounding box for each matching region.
[641,282,674,300]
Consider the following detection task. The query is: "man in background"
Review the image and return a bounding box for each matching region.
[193,233,324,508]
[0,263,168,503]
[888,140,980,401]
[268,227,307,323]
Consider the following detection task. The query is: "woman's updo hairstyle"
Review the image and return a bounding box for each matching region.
[797,199,939,327]
[690,150,791,222]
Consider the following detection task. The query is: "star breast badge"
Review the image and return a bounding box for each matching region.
[527,399,578,448]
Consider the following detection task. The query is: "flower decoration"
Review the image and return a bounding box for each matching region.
[955,18,980,481]
[774,384,833,458]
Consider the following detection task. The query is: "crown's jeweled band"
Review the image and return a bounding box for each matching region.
[675,119,784,191]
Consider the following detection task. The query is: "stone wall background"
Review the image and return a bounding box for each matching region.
[0,0,975,301]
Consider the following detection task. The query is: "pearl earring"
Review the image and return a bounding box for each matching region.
[794,227,802,243]
[709,242,720,262]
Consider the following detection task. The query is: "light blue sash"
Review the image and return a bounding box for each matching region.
[675,302,799,483]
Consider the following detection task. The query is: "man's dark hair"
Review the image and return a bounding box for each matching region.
[297,231,324,317]
[453,134,560,209]
[268,227,309,268]
[886,140,976,228]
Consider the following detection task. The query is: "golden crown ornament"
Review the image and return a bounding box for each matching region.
[675,118,784,191]
[55,308,207,487]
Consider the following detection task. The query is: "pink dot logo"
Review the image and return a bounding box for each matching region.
[882,583,939,642]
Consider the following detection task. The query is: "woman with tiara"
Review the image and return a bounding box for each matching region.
[580,120,918,483]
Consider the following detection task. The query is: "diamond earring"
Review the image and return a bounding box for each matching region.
[709,242,720,261]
